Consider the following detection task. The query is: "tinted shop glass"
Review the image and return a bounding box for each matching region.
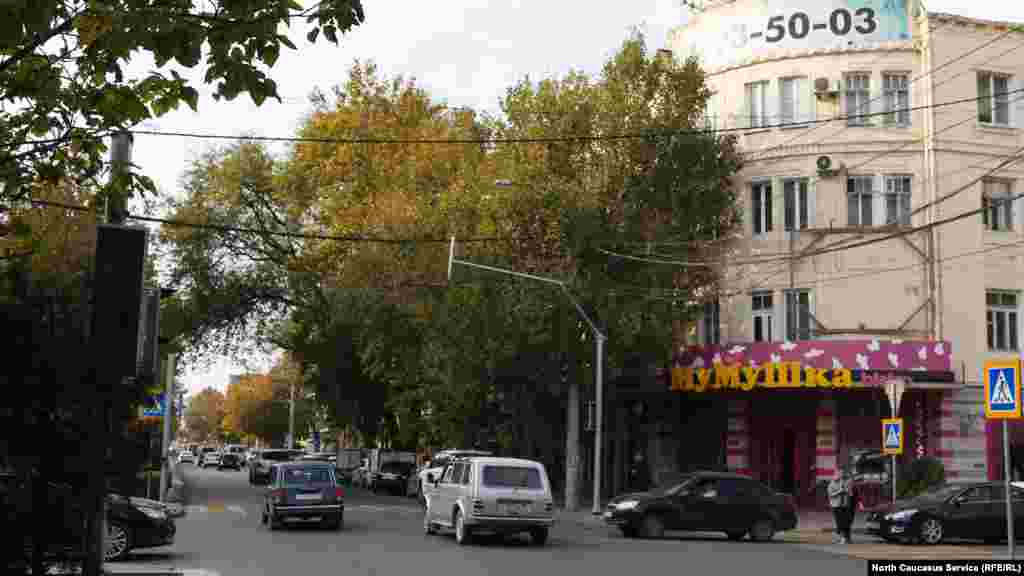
[285,469,331,485]
[382,462,413,474]
[482,466,542,489]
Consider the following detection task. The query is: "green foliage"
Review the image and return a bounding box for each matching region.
[897,457,946,499]
[0,0,365,222]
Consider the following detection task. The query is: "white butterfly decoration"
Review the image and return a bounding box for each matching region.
[712,353,722,364]
[780,342,797,351]
[832,357,844,370]
[770,353,782,363]
[933,342,945,355]
[856,353,870,370]
[917,346,927,361]
[867,339,881,352]
[728,345,746,355]
[691,357,705,368]
[887,353,899,368]
[804,349,824,359]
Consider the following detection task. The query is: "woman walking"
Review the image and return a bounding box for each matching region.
[828,467,858,544]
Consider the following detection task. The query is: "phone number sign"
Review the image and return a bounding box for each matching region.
[674,0,911,71]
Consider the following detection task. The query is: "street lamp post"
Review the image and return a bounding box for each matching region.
[288,382,295,449]
[448,236,607,515]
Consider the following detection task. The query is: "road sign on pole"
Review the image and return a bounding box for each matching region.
[882,418,903,455]
[984,358,1021,560]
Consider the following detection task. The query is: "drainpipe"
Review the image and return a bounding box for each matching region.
[922,12,943,340]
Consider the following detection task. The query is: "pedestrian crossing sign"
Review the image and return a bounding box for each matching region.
[984,359,1022,419]
[882,418,903,455]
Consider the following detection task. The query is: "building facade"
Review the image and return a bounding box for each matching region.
[617,0,1024,508]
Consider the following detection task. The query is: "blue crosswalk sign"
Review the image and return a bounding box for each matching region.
[884,424,900,448]
[985,360,1021,419]
[143,394,165,417]
[882,418,903,455]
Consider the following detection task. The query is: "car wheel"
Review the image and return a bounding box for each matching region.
[261,510,267,525]
[726,530,746,541]
[530,527,549,546]
[641,514,665,539]
[104,521,131,562]
[454,510,472,545]
[749,518,775,542]
[918,517,944,545]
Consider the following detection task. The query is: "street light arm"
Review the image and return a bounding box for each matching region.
[560,284,604,341]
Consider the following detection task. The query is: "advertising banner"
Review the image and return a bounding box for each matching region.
[674,0,912,70]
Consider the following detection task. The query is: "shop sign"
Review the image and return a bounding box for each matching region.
[669,362,853,392]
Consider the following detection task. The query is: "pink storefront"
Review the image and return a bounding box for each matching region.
[669,338,961,510]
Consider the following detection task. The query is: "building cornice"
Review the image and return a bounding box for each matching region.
[695,44,916,78]
[927,12,1024,34]
[742,139,923,163]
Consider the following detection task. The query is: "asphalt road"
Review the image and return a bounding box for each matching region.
[123,464,871,576]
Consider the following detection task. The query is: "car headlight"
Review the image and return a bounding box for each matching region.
[886,509,917,521]
[139,507,167,520]
[615,500,639,510]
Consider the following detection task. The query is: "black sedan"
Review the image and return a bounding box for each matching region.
[217,452,242,471]
[602,471,798,541]
[0,472,177,563]
[864,482,1024,545]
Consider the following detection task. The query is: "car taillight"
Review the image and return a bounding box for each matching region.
[335,487,345,499]
[273,489,286,504]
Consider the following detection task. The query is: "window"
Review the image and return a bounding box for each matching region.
[847,176,874,226]
[783,178,810,231]
[983,180,1014,231]
[703,300,720,345]
[779,78,801,125]
[441,465,455,483]
[845,73,871,126]
[752,291,774,343]
[460,464,471,485]
[481,466,543,489]
[745,81,769,128]
[284,467,332,485]
[751,181,772,235]
[882,73,910,125]
[978,72,1011,125]
[784,289,813,341]
[962,486,997,502]
[884,175,912,226]
[987,290,1019,351]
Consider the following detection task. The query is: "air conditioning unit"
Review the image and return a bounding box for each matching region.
[814,77,841,99]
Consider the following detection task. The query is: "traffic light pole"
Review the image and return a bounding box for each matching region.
[447,237,606,515]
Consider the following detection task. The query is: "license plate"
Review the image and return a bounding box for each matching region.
[866,521,880,530]
[296,493,321,501]
[500,504,526,515]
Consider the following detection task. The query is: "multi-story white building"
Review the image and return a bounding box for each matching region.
[628,0,1024,506]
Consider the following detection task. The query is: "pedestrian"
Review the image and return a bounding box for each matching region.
[827,467,858,544]
[629,451,651,492]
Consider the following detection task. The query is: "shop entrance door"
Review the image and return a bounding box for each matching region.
[752,398,816,507]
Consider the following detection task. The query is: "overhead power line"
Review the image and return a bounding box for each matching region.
[124,89,1024,146]
[25,198,511,244]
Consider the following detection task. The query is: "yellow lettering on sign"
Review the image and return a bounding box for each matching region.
[695,368,712,392]
[740,366,761,391]
[715,363,741,389]
[764,363,778,387]
[775,362,790,387]
[671,367,693,391]
[788,363,803,387]
[832,369,852,388]
[804,367,830,388]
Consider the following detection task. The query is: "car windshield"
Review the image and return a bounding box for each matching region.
[382,462,414,474]
[263,451,292,461]
[481,465,543,489]
[916,485,965,501]
[283,468,332,485]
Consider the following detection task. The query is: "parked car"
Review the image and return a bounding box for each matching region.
[0,472,178,563]
[299,452,336,464]
[200,451,222,469]
[414,449,492,503]
[218,452,243,471]
[261,462,344,530]
[423,456,555,546]
[250,449,299,485]
[372,460,416,496]
[602,471,798,541]
[865,481,1024,545]
[177,451,195,464]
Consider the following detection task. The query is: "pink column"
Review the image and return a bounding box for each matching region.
[726,398,751,475]
[815,399,838,482]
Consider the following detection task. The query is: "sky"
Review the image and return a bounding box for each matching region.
[124,0,1024,400]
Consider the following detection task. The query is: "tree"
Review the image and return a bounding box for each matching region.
[184,387,224,443]
[0,0,365,223]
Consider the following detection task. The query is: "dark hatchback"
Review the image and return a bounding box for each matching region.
[865,482,1024,545]
[602,471,798,541]
[262,463,344,530]
[217,452,242,471]
[372,461,416,496]
[0,472,176,564]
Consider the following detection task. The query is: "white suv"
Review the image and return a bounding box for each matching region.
[422,457,555,546]
[414,449,491,503]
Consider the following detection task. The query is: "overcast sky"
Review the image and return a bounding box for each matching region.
[127,0,1023,400]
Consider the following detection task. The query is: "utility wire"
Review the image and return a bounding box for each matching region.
[25,198,511,243]
[123,89,1024,146]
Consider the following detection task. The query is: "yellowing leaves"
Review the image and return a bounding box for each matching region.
[75,13,114,47]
